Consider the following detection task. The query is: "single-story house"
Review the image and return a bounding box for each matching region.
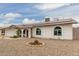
[0,18,77,40]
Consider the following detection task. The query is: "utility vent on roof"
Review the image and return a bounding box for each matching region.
[45,18,50,22]
[54,18,59,21]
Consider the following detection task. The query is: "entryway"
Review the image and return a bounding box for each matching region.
[18,28,31,38]
[23,30,28,38]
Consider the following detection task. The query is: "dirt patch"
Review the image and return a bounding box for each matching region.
[0,38,78,56]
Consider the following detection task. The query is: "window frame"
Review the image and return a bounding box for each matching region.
[45,18,50,22]
[1,29,5,35]
[36,28,41,35]
[54,26,62,36]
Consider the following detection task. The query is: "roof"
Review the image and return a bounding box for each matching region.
[1,18,78,29]
[30,18,77,27]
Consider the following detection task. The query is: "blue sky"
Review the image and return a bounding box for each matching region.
[0,3,79,27]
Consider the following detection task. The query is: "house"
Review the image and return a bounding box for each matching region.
[0,18,77,40]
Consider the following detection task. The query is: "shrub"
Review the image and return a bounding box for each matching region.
[11,29,21,38]
[34,40,40,44]
[16,29,21,37]
[29,40,42,45]
[11,35,19,38]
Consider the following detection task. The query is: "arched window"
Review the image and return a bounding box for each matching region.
[54,26,62,36]
[36,28,41,35]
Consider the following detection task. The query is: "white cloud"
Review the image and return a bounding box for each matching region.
[5,13,22,18]
[0,23,11,28]
[35,3,68,10]
[2,13,22,20]
[0,13,22,21]
[0,13,22,24]
[23,18,40,24]
[0,13,22,27]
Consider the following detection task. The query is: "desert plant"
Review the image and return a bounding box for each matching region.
[11,35,19,38]
[11,29,21,38]
[34,40,40,44]
[29,40,42,45]
[16,29,21,37]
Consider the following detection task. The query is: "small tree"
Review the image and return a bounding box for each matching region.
[16,29,21,37]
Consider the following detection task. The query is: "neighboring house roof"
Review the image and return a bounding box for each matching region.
[1,18,78,29]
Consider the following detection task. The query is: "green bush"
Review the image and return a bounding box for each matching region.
[16,29,21,37]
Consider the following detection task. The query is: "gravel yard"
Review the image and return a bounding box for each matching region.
[0,38,78,56]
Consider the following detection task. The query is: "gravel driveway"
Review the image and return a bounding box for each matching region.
[0,38,79,56]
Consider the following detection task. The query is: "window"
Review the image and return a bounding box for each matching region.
[1,29,5,35]
[54,27,62,36]
[45,18,50,22]
[36,28,41,35]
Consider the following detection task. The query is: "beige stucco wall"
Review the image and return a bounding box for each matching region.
[5,28,17,37]
[32,24,73,40]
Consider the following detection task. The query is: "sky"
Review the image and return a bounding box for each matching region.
[0,3,79,27]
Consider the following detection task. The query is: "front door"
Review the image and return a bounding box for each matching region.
[23,30,28,38]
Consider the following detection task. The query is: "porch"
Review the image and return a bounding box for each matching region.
[0,28,32,39]
[17,28,32,38]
